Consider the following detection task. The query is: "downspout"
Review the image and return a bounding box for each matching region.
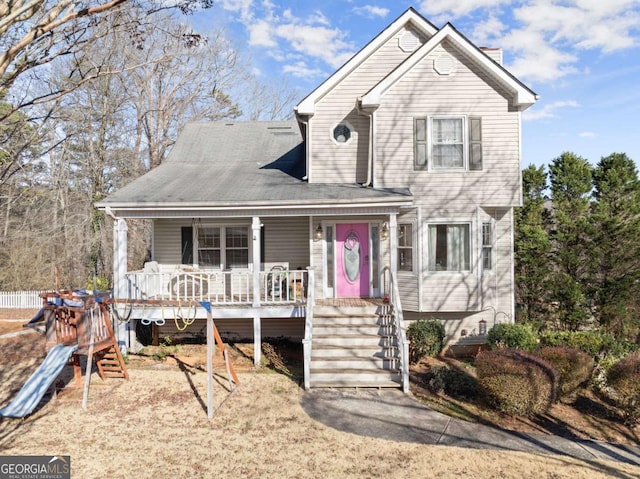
[295,110,311,182]
[357,98,376,187]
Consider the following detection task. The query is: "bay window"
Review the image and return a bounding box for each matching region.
[428,223,470,272]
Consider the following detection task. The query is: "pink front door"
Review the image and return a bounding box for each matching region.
[336,224,369,297]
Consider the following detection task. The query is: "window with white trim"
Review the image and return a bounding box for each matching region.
[196,226,249,269]
[482,222,493,271]
[398,223,413,272]
[428,223,470,272]
[414,116,482,170]
[332,123,352,144]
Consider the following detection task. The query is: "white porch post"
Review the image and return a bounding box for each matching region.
[253,313,261,366]
[252,216,261,307]
[389,213,398,277]
[113,218,131,352]
[252,216,262,365]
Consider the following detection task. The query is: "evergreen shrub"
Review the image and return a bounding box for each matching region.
[424,365,480,399]
[475,349,559,416]
[606,351,640,425]
[539,330,638,359]
[407,319,445,363]
[486,323,538,351]
[536,345,594,403]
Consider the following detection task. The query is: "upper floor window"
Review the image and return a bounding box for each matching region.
[415,116,482,171]
[333,123,352,144]
[428,223,470,272]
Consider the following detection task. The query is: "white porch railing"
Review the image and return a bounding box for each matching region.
[124,268,308,305]
[382,267,410,393]
[0,290,49,309]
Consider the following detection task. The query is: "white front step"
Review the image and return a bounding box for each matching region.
[310,370,401,387]
[309,305,402,389]
[310,357,399,370]
[313,324,393,336]
[313,334,398,347]
[312,345,399,358]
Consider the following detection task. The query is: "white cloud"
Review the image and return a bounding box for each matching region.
[275,23,354,69]
[579,131,596,137]
[523,100,580,121]
[309,10,332,26]
[248,20,277,47]
[502,29,580,83]
[514,2,639,53]
[224,3,356,73]
[353,5,390,19]
[214,0,254,21]
[472,15,506,46]
[418,0,511,23]
[417,0,640,84]
[283,61,326,79]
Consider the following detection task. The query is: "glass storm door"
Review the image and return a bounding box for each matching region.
[336,223,370,297]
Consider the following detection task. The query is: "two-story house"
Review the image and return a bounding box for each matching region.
[96,8,537,390]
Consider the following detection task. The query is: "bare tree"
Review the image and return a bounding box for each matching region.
[0,0,212,97]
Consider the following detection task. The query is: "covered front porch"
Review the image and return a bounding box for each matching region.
[107,210,410,391]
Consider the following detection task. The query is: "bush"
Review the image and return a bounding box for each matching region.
[475,349,559,416]
[606,351,640,425]
[407,319,445,363]
[539,330,638,359]
[486,323,538,351]
[536,345,594,403]
[424,365,480,400]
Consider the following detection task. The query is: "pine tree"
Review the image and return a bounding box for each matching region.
[548,152,593,330]
[591,153,640,340]
[514,164,552,325]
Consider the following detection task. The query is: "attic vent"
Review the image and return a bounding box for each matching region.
[398,29,420,52]
[434,54,456,75]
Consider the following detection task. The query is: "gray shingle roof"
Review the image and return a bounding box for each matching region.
[97,121,412,209]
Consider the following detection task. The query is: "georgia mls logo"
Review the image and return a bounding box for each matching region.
[0,455,70,479]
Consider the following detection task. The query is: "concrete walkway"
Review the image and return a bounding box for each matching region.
[301,388,640,466]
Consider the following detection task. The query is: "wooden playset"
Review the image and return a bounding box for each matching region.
[41,291,129,387]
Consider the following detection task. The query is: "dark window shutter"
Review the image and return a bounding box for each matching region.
[414,118,427,169]
[260,225,265,268]
[469,117,482,170]
[181,227,193,264]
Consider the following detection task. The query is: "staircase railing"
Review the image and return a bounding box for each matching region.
[382,267,410,393]
[302,267,315,390]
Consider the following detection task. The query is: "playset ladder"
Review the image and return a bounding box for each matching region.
[96,345,129,380]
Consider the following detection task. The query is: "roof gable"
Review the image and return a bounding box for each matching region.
[295,7,437,116]
[360,23,537,111]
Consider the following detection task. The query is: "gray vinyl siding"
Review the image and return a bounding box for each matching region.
[262,217,310,271]
[153,219,191,265]
[397,209,420,311]
[493,208,514,317]
[374,40,522,208]
[310,27,426,184]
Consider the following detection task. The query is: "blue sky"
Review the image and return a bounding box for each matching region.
[191,1,640,169]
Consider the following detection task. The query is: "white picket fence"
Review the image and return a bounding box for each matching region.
[0,290,48,309]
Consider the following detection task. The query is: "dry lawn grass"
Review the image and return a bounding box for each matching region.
[1,323,640,478]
